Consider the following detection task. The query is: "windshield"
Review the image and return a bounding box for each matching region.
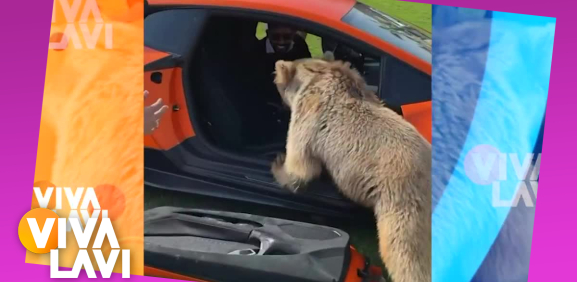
[342,2,432,63]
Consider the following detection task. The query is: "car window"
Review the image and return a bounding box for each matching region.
[320,37,381,92]
[342,2,431,63]
[255,22,324,58]
[244,19,385,97]
[144,9,208,56]
[382,56,431,106]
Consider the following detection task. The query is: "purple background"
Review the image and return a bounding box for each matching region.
[412,2,574,282]
[1,0,573,281]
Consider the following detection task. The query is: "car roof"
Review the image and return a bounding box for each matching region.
[233,0,357,19]
[150,0,356,20]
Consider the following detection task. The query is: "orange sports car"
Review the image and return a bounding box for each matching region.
[143,0,431,220]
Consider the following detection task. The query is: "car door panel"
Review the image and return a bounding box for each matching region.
[144,66,195,150]
[144,8,208,150]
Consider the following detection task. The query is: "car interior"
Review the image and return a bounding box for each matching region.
[187,15,383,160]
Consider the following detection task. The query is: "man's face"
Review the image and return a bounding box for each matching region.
[268,27,296,54]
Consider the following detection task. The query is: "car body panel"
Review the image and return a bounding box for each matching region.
[402,101,432,143]
[144,46,170,64]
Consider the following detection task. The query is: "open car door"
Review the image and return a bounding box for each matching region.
[143,7,207,150]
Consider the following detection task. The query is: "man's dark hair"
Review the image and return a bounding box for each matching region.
[267,23,295,32]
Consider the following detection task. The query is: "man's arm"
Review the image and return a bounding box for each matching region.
[144,90,169,135]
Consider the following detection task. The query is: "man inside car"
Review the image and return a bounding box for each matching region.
[257,23,312,108]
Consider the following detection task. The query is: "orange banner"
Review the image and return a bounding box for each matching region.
[29,0,144,276]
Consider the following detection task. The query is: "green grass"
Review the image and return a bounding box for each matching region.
[146,1,430,280]
[145,188,387,275]
[360,0,432,33]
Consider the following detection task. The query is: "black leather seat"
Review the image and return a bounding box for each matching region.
[190,18,287,154]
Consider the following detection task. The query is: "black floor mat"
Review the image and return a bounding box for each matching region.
[145,207,352,282]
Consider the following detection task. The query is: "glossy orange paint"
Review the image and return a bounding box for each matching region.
[402,101,432,143]
[148,0,431,75]
[144,47,170,64]
[144,67,195,150]
[344,246,384,282]
[144,266,212,282]
[344,246,368,282]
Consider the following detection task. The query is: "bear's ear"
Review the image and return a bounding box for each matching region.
[274,60,296,85]
[322,51,335,61]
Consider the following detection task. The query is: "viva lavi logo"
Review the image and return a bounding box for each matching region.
[18,186,130,278]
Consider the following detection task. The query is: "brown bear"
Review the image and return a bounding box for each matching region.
[271,54,431,282]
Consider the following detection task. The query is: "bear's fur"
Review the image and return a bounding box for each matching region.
[271,54,432,282]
